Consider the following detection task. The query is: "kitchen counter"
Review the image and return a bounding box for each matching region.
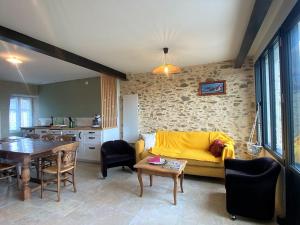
[20,126,119,162]
[21,126,105,130]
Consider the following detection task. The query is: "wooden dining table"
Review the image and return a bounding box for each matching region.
[0,136,73,201]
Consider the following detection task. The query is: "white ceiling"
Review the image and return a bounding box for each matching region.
[0,0,255,82]
[0,41,99,84]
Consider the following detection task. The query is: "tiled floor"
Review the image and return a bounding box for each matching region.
[0,162,276,225]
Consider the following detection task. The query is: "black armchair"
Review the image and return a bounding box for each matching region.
[101,140,135,178]
[224,157,281,220]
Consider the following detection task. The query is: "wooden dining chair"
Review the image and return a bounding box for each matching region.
[25,133,40,139]
[36,134,56,176]
[55,135,74,142]
[40,142,79,202]
[42,135,73,169]
[41,134,55,141]
[0,162,19,188]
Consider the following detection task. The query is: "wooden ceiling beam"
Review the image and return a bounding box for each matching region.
[0,25,126,80]
[234,0,273,68]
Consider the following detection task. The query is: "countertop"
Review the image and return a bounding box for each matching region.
[20,126,105,131]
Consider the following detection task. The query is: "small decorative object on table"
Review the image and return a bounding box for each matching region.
[147,156,166,165]
[198,80,226,96]
[162,160,182,171]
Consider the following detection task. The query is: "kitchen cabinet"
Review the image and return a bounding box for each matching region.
[35,128,49,136]
[21,128,35,137]
[33,127,119,163]
[78,130,101,162]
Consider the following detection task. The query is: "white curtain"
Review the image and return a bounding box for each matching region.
[9,96,33,132]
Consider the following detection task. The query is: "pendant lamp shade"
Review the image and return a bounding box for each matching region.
[152,47,181,75]
[152,64,182,75]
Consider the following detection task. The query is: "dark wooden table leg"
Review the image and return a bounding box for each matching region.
[35,158,40,180]
[137,169,143,197]
[149,175,153,187]
[180,171,184,193]
[20,155,31,201]
[173,175,178,205]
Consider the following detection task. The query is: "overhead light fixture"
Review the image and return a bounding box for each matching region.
[152,47,181,76]
[6,57,23,65]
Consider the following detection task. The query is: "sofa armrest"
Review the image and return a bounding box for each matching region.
[222,142,235,161]
[135,139,145,163]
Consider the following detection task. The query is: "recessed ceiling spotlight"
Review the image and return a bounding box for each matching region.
[6,57,23,65]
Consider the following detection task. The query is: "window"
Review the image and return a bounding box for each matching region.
[255,37,283,157]
[9,96,33,132]
[289,21,300,169]
[273,42,283,154]
[257,2,300,223]
[263,54,272,147]
[255,62,263,145]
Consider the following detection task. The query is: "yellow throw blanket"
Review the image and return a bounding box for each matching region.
[294,136,300,163]
[150,131,235,162]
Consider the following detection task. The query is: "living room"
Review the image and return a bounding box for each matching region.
[0,0,300,225]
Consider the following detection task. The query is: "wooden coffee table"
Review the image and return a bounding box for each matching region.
[134,157,187,205]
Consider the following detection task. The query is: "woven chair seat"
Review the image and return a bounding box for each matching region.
[43,165,75,174]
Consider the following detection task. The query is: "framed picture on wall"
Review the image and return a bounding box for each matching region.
[198,80,226,96]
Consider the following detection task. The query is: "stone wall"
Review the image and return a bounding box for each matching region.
[120,58,255,153]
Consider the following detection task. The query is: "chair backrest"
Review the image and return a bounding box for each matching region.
[101,140,133,154]
[41,134,55,141]
[25,133,40,139]
[56,135,73,142]
[253,157,280,174]
[52,142,79,169]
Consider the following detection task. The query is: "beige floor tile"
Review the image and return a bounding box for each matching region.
[0,162,276,225]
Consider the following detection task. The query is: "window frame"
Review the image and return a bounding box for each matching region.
[255,34,284,162]
[9,95,34,133]
[281,19,300,171]
[254,60,262,145]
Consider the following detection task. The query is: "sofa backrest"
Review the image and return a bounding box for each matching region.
[155,130,233,151]
[154,130,234,151]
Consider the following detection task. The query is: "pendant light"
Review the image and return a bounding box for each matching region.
[152,47,181,75]
[6,56,23,65]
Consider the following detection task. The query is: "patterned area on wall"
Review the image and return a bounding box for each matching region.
[120,58,255,156]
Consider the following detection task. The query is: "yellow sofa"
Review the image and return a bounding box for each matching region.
[135,131,235,178]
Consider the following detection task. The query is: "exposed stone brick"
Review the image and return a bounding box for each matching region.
[120,58,255,158]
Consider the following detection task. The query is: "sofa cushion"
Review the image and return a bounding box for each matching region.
[209,132,234,146]
[184,158,224,168]
[141,133,156,150]
[140,150,224,168]
[153,130,211,151]
[151,147,222,163]
[209,139,225,157]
